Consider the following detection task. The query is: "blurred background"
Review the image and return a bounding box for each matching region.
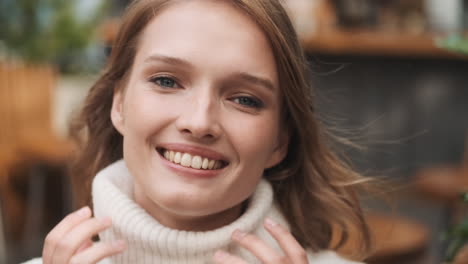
[1,0,468,263]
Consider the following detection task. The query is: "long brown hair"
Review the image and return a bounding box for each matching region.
[70,0,371,259]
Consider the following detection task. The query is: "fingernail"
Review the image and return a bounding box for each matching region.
[113,240,126,250]
[214,250,228,261]
[232,229,247,240]
[264,217,278,228]
[76,206,90,217]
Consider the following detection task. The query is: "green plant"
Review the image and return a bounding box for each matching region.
[0,0,109,72]
[438,36,468,262]
[436,35,468,55]
[444,193,468,262]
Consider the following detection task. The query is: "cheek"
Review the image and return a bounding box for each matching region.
[226,113,280,164]
[123,88,174,136]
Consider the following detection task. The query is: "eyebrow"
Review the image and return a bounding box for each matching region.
[144,54,194,69]
[143,54,275,91]
[232,72,276,92]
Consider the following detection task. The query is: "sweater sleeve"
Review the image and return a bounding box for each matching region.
[309,250,364,264]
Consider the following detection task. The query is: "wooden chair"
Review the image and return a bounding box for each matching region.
[337,212,430,264]
[0,61,75,261]
[454,244,468,264]
[365,213,430,264]
[0,201,6,264]
[0,61,74,163]
[414,135,468,222]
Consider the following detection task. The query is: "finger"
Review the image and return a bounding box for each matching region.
[69,240,126,264]
[43,206,91,264]
[76,239,94,254]
[51,217,112,264]
[231,230,289,264]
[264,218,308,263]
[213,250,247,264]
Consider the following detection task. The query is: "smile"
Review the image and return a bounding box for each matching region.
[157,148,228,170]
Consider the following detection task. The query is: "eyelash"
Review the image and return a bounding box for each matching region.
[148,75,264,109]
[232,96,264,109]
[148,75,180,89]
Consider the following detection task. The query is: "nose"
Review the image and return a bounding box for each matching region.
[175,91,222,141]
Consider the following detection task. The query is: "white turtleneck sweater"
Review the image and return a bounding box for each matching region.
[24,160,362,264]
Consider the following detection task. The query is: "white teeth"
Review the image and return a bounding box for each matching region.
[202,158,209,169]
[181,153,192,167]
[174,152,181,164]
[161,149,223,170]
[208,160,215,169]
[191,156,202,169]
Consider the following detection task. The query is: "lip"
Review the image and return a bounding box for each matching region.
[155,143,229,179]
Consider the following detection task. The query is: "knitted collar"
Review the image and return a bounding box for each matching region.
[92,159,283,263]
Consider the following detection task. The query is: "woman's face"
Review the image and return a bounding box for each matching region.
[111,0,287,230]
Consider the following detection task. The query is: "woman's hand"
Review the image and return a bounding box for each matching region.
[42,206,126,264]
[213,218,308,264]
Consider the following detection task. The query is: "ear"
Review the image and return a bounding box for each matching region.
[265,128,289,169]
[111,89,125,135]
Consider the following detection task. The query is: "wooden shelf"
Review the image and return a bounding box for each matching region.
[100,17,467,59]
[302,28,467,59]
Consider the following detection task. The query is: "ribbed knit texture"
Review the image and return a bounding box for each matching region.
[22,159,362,264]
[93,160,285,264]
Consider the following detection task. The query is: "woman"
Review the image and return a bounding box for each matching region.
[25,0,370,263]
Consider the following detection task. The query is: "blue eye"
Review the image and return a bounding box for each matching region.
[233,96,263,109]
[150,76,178,88]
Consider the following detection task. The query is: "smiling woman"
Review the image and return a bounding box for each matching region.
[23,0,370,263]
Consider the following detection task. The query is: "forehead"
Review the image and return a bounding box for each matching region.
[133,0,278,86]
